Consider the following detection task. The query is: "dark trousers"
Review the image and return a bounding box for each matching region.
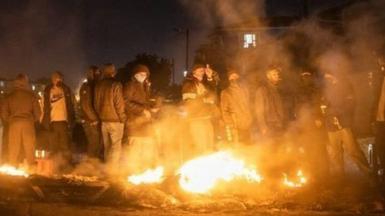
[50,121,71,162]
[83,122,102,159]
[375,121,385,170]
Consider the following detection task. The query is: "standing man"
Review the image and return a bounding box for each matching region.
[322,72,371,177]
[123,64,158,173]
[1,74,41,167]
[80,66,102,160]
[181,64,218,158]
[220,69,252,144]
[42,71,75,168]
[94,63,126,166]
[255,66,285,138]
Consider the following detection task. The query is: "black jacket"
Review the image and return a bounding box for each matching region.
[79,81,98,123]
[42,83,75,128]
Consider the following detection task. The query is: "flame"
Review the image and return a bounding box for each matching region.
[283,170,307,188]
[0,165,29,177]
[128,166,164,185]
[178,151,262,194]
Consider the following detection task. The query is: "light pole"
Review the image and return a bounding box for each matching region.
[174,28,190,74]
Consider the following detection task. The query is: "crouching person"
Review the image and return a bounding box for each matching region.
[123,64,158,173]
[1,74,41,168]
[94,64,126,169]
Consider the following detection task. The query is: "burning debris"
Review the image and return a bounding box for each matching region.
[0,165,29,178]
[178,151,263,194]
[128,166,165,185]
[283,170,307,188]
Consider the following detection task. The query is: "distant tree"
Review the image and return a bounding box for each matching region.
[116,53,173,96]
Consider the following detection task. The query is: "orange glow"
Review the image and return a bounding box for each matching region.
[283,170,307,188]
[0,165,29,177]
[127,166,164,185]
[178,151,262,194]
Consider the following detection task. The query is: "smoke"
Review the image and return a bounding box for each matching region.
[0,0,86,88]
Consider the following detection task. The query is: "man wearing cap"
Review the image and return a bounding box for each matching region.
[1,74,41,167]
[94,63,126,166]
[220,69,252,144]
[123,64,158,173]
[181,64,218,158]
[79,66,102,160]
[42,71,75,167]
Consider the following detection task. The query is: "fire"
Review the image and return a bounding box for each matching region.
[283,170,307,188]
[128,166,164,185]
[0,165,29,177]
[178,151,262,194]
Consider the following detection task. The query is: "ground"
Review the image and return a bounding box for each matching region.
[0,174,384,216]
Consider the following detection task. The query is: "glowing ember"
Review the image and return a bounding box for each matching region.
[178,151,262,194]
[128,166,164,185]
[283,170,307,188]
[0,165,29,177]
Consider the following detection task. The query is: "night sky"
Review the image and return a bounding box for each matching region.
[0,0,346,87]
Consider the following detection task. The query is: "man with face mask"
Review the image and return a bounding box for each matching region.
[79,66,102,160]
[42,71,75,170]
[220,69,252,144]
[181,64,218,159]
[123,64,158,173]
[255,66,285,138]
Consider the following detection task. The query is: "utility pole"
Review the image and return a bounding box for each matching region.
[185,29,190,72]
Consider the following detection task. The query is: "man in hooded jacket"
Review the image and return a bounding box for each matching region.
[1,74,41,167]
[123,64,158,173]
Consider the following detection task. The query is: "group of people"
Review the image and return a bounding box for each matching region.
[0,59,385,183]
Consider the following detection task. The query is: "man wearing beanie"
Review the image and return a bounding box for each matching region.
[94,63,126,167]
[1,74,41,168]
[181,64,218,159]
[122,64,158,173]
[220,69,252,144]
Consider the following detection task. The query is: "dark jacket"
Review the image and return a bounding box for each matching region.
[181,75,218,120]
[220,81,252,130]
[94,77,126,123]
[79,81,98,123]
[42,83,75,128]
[255,81,285,133]
[1,80,41,123]
[323,78,355,131]
[123,79,152,136]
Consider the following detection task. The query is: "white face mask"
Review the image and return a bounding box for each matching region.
[135,73,147,83]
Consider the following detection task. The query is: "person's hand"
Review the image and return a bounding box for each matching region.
[90,121,98,126]
[143,109,152,119]
[205,66,214,79]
